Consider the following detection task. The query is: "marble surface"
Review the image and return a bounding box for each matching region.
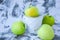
[0,0,60,40]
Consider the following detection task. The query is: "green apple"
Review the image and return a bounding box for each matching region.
[37,24,54,40]
[11,21,25,35]
[24,6,39,17]
[42,15,55,26]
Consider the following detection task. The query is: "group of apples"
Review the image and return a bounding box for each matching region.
[11,6,55,40]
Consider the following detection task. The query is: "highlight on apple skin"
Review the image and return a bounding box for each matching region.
[24,6,39,17]
[37,24,55,40]
[11,21,25,35]
[42,15,55,26]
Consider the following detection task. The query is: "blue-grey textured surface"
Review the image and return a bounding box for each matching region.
[0,0,60,40]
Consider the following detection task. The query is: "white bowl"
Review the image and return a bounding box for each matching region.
[23,15,44,34]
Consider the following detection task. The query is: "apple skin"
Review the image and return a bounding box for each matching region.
[37,24,54,40]
[24,6,39,17]
[11,21,25,35]
[42,15,55,26]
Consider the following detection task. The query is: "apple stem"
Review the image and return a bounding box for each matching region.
[47,13,49,15]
